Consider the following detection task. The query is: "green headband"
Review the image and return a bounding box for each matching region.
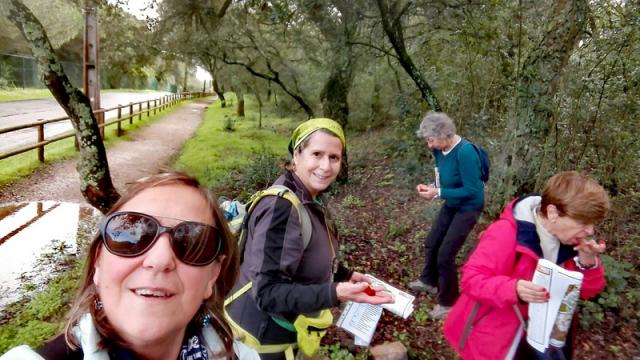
[288,118,346,154]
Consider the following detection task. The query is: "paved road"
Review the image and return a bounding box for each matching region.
[0,91,172,154]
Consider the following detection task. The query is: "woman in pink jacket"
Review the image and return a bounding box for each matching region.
[443,171,610,359]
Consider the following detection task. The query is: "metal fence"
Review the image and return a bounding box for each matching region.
[0,53,168,90]
[0,53,82,89]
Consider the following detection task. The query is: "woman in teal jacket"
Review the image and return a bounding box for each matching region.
[408,112,485,320]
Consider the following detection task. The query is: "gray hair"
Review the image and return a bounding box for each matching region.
[416,112,457,139]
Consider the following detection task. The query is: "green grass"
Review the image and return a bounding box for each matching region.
[0,88,53,102]
[0,88,169,102]
[173,96,295,186]
[0,260,85,354]
[0,100,192,187]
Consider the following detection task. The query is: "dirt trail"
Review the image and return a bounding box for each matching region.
[0,97,213,205]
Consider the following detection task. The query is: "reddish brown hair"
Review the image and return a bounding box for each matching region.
[540,171,610,224]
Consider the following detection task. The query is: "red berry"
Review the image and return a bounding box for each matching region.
[364,286,376,296]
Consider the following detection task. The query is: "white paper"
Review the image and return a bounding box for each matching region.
[336,301,383,346]
[364,274,415,319]
[336,274,416,347]
[526,259,583,352]
[354,334,371,347]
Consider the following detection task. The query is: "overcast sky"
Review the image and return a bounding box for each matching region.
[108,0,158,20]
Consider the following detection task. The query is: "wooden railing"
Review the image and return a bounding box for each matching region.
[0,92,210,162]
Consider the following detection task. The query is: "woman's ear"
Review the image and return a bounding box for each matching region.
[546,204,559,223]
[204,255,225,300]
[93,246,103,287]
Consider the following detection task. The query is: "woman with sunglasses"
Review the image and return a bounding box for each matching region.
[443,171,609,359]
[1,172,259,359]
[225,118,393,360]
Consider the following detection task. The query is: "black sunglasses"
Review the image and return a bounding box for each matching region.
[99,211,222,266]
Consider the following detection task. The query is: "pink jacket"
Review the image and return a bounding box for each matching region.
[443,196,605,360]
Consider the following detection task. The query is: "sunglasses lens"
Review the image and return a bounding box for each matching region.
[104,213,158,256]
[171,222,220,265]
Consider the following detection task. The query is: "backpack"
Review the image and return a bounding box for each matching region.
[220,185,313,260]
[431,139,490,183]
[222,187,329,357]
[467,141,490,183]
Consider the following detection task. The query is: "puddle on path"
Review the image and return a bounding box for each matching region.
[0,201,101,312]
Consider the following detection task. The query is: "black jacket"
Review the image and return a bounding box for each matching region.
[227,171,351,346]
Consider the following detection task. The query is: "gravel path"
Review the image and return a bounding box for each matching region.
[0,97,214,205]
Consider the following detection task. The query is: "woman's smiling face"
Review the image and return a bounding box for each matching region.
[93,183,222,350]
[293,131,343,197]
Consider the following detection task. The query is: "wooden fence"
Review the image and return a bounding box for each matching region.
[0,92,209,162]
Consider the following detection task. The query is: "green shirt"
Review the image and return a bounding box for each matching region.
[433,138,484,210]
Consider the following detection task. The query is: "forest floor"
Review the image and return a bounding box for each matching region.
[322,131,639,359]
[0,101,637,359]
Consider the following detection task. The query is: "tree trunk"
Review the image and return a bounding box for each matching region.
[302,0,358,182]
[322,68,351,183]
[182,58,189,91]
[213,79,226,107]
[493,0,589,209]
[254,89,263,129]
[376,0,441,112]
[320,61,352,129]
[5,0,119,213]
[236,89,245,117]
[266,81,272,102]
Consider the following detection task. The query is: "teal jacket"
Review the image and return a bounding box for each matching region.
[433,138,484,210]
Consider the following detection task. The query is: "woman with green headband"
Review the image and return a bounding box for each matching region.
[226,118,393,360]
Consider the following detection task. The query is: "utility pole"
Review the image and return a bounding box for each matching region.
[83,0,102,137]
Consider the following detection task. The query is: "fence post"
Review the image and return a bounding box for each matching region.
[153,99,157,115]
[147,100,150,117]
[37,121,44,162]
[139,103,142,121]
[117,105,122,137]
[129,102,133,124]
[96,110,105,139]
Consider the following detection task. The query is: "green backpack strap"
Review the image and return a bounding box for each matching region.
[230,185,313,300]
[264,185,312,249]
[242,185,312,251]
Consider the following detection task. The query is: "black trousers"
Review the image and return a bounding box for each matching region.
[419,204,481,306]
